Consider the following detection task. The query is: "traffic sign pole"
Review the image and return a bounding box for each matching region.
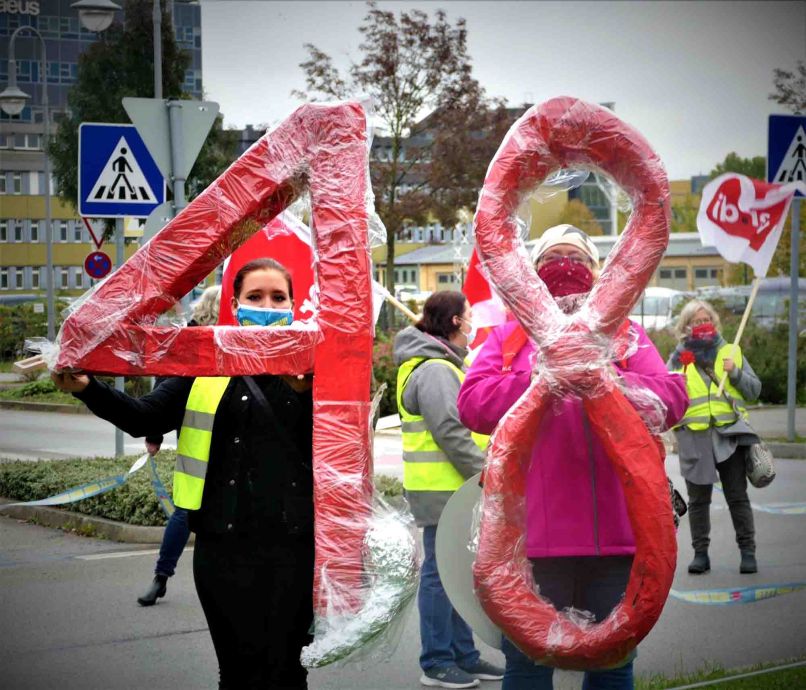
[788,198,801,442]
[114,216,125,458]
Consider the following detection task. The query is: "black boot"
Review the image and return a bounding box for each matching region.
[740,550,758,574]
[137,574,168,606]
[688,551,710,574]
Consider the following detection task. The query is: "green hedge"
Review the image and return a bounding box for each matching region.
[0,451,406,527]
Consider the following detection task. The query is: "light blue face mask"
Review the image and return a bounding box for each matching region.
[236,304,294,327]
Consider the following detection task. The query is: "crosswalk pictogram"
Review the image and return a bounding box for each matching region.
[87,137,159,203]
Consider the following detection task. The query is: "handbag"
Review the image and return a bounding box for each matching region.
[704,367,776,489]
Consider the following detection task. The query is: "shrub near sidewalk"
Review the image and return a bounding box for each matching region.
[0,378,80,405]
[0,452,407,527]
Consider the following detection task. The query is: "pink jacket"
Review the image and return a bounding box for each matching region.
[457,320,688,558]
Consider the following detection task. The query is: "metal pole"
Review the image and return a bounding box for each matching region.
[153,0,162,99]
[787,198,801,442]
[114,217,125,457]
[168,100,191,315]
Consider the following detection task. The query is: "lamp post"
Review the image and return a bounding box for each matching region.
[0,27,55,341]
[71,0,122,33]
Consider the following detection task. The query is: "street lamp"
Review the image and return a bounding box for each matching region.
[71,0,122,33]
[0,28,55,341]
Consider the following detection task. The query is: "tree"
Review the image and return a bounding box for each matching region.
[49,0,237,215]
[670,194,699,233]
[769,60,806,114]
[295,1,511,296]
[709,152,766,180]
[557,199,603,236]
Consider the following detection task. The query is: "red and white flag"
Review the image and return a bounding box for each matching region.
[462,248,508,349]
[697,173,805,277]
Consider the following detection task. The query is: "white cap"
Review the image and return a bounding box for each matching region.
[530,224,600,264]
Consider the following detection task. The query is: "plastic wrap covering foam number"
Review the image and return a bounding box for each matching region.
[50,101,410,666]
[471,97,677,669]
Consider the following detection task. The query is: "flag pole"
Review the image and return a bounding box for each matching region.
[383,291,419,323]
[716,277,762,396]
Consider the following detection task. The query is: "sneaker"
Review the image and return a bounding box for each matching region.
[459,659,505,681]
[420,665,480,688]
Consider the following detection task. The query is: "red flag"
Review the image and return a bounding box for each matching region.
[697,174,805,277]
[462,248,508,348]
[219,212,316,325]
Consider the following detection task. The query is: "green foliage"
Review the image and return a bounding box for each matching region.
[769,59,806,114]
[0,304,49,360]
[0,451,408,527]
[637,658,806,689]
[0,378,78,405]
[557,199,604,236]
[709,152,766,180]
[670,194,699,234]
[48,0,238,213]
[373,333,398,416]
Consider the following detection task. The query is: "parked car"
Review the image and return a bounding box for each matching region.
[696,277,806,330]
[630,287,693,331]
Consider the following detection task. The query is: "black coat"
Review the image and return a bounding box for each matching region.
[75,375,314,536]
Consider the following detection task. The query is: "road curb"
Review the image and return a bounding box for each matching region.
[0,399,90,414]
[0,498,192,544]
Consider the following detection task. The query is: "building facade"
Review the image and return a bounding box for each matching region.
[0,0,202,297]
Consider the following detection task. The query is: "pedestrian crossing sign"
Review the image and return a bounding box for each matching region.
[768,114,806,197]
[79,123,166,217]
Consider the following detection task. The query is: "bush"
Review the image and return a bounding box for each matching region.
[373,332,399,417]
[0,451,409,527]
[0,304,48,360]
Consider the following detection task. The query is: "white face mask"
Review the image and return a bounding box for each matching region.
[459,317,476,347]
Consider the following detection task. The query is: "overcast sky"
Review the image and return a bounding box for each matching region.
[200,0,805,180]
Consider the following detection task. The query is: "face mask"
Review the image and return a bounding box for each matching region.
[537,258,594,298]
[236,304,294,327]
[690,322,717,341]
[460,319,477,348]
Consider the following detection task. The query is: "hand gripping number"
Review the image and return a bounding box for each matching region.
[472,97,676,669]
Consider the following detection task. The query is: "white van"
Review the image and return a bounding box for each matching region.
[631,287,692,331]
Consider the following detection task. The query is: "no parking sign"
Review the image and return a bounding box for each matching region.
[84,251,112,280]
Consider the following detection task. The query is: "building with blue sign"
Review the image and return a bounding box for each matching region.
[0,0,202,296]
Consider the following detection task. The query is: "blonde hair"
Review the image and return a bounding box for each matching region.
[676,299,721,340]
[191,285,222,326]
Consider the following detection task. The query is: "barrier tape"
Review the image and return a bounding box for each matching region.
[670,582,806,605]
[148,454,175,518]
[4,454,176,520]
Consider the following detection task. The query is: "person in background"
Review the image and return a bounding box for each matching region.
[457,224,688,690]
[53,259,315,689]
[138,284,222,606]
[394,291,504,690]
[668,299,761,575]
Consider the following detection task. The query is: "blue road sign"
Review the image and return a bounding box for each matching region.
[768,114,806,197]
[79,123,166,218]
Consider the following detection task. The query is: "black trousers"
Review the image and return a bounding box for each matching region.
[193,532,315,689]
[685,448,756,554]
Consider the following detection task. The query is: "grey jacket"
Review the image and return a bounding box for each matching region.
[393,326,485,526]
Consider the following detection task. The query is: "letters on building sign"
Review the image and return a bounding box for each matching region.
[0,1,40,15]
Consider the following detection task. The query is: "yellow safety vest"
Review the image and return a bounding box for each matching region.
[173,377,231,509]
[673,344,749,431]
[396,357,488,492]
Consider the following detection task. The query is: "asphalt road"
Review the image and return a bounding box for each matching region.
[1,408,805,688]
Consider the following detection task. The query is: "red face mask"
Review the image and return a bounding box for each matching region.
[537,258,594,298]
[691,322,717,340]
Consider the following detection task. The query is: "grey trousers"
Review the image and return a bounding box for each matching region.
[685,448,756,554]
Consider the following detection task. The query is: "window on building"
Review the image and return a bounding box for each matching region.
[31,268,40,289]
[0,174,5,194]
[30,221,39,243]
[47,61,59,83]
[59,221,69,243]
[74,268,84,289]
[675,269,687,279]
[59,268,69,289]
[12,172,22,194]
[0,134,7,149]
[437,273,454,285]
[0,220,7,242]
[38,15,60,36]
[60,16,79,37]
[0,268,8,289]
[29,172,39,195]
[73,223,83,243]
[13,220,23,242]
[14,269,23,290]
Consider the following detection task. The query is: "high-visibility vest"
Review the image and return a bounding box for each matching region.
[673,344,749,431]
[173,377,231,509]
[396,357,488,492]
